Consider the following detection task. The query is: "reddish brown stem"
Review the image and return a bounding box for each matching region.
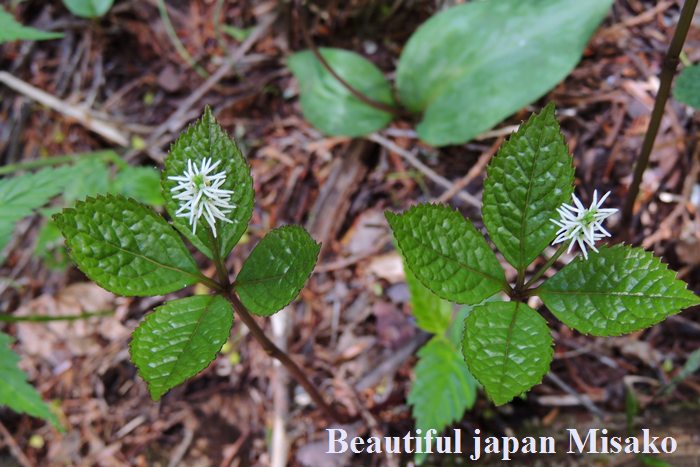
[224,292,348,423]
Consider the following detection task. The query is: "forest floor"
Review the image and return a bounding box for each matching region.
[1,0,700,466]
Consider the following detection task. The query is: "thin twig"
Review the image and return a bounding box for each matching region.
[126,13,275,163]
[156,0,209,78]
[0,71,129,146]
[544,373,604,418]
[367,133,481,208]
[225,293,347,423]
[621,0,699,225]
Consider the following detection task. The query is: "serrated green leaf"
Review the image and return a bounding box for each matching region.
[162,107,254,259]
[463,301,552,405]
[129,295,233,400]
[63,0,114,18]
[54,194,202,296]
[0,167,73,262]
[538,245,700,336]
[111,166,164,206]
[482,104,574,271]
[288,48,395,137]
[404,263,452,334]
[235,226,320,316]
[0,7,63,43]
[674,64,700,109]
[386,203,506,305]
[409,336,477,448]
[0,331,60,428]
[396,0,612,146]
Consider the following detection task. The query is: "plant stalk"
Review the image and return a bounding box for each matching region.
[621,0,698,226]
[293,0,406,118]
[209,235,345,423]
[522,244,568,290]
[225,292,347,423]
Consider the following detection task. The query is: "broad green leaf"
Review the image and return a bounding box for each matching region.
[54,194,202,296]
[63,0,114,18]
[462,301,553,405]
[404,263,452,334]
[235,226,320,316]
[482,104,574,270]
[130,295,233,400]
[0,167,72,262]
[0,331,60,428]
[538,245,700,336]
[0,7,63,43]
[162,107,254,259]
[408,336,477,458]
[674,64,700,109]
[386,203,506,305]
[111,166,164,206]
[396,0,613,146]
[288,48,395,137]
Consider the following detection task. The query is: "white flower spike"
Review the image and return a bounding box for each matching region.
[168,157,235,238]
[550,190,617,260]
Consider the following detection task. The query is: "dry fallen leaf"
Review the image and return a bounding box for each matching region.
[14,283,129,367]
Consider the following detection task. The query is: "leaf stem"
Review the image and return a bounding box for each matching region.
[224,291,348,423]
[0,310,113,323]
[208,228,346,423]
[293,0,408,119]
[621,0,698,226]
[522,244,567,291]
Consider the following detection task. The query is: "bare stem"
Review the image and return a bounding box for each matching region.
[293,0,407,118]
[621,0,698,226]
[209,236,346,423]
[522,244,568,291]
[224,292,347,423]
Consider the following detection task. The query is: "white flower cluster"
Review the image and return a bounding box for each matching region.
[168,158,235,237]
[551,190,617,259]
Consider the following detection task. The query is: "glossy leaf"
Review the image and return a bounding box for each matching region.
[404,262,452,334]
[462,301,553,405]
[288,48,395,137]
[538,245,700,336]
[482,104,574,270]
[396,0,613,146]
[130,295,233,400]
[408,336,477,448]
[63,0,113,18]
[386,203,506,305]
[54,194,201,296]
[162,107,254,259]
[235,226,320,316]
[0,7,63,43]
[0,331,60,428]
[675,64,700,109]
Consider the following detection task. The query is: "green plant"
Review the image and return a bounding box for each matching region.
[386,104,699,405]
[674,63,700,109]
[289,0,612,146]
[403,264,477,464]
[63,0,114,18]
[0,331,60,429]
[0,6,63,44]
[0,152,163,266]
[52,108,339,419]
